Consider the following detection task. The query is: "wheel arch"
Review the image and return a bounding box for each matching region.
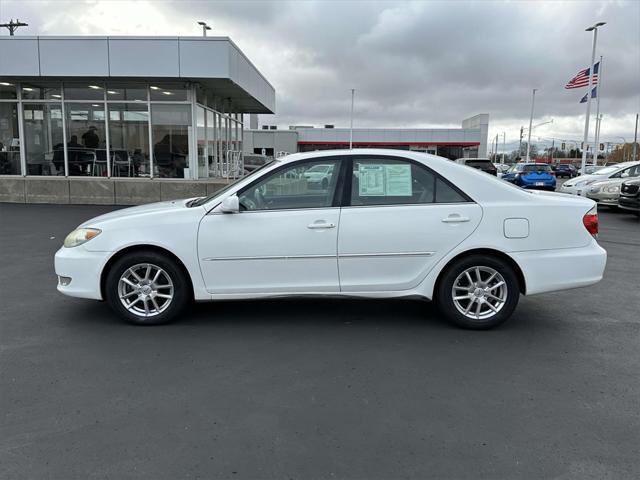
[434,248,527,296]
[100,245,195,301]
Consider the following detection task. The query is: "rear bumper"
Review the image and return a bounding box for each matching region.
[54,247,111,300]
[511,241,607,295]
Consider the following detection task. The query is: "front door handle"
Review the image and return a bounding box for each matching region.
[307,221,336,229]
[441,215,470,223]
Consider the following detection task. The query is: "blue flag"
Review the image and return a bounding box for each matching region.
[580,86,597,103]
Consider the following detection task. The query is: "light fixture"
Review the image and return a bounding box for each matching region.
[0,82,12,86]
[107,90,117,95]
[162,91,174,95]
[150,86,160,90]
[91,104,100,107]
[23,87,34,91]
[88,85,102,90]
[51,94,62,98]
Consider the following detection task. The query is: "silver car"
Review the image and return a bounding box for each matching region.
[586,163,640,208]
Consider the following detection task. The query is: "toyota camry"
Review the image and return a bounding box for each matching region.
[55,149,607,329]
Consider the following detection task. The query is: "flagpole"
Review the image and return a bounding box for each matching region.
[526,89,537,162]
[593,55,603,165]
[581,22,605,174]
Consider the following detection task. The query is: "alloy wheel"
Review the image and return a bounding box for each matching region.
[117,263,174,318]
[451,266,508,320]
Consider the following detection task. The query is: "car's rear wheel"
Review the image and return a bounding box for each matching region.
[435,255,520,329]
[105,251,190,325]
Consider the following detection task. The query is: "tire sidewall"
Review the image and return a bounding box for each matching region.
[436,255,520,329]
[105,251,190,325]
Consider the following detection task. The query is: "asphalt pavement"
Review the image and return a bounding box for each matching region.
[1,202,639,479]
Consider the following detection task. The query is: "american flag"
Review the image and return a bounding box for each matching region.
[565,62,600,89]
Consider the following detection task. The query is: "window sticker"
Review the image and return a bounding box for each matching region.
[358,164,385,196]
[385,164,412,196]
[357,163,413,197]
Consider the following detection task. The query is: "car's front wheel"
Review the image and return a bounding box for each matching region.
[435,255,520,329]
[105,251,190,325]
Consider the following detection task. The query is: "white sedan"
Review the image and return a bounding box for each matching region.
[55,149,607,329]
[560,161,640,196]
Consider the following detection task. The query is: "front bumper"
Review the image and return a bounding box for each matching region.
[559,183,591,196]
[511,241,607,295]
[54,246,112,300]
[618,196,640,212]
[586,190,620,206]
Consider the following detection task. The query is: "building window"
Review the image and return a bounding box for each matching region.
[23,103,64,176]
[0,82,17,100]
[108,103,150,177]
[21,83,62,100]
[0,103,21,174]
[105,84,147,102]
[149,84,188,101]
[65,103,107,176]
[206,110,215,176]
[151,104,191,178]
[196,106,207,177]
[64,83,105,101]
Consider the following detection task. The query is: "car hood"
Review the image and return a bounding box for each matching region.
[564,173,605,186]
[590,177,628,188]
[80,197,200,227]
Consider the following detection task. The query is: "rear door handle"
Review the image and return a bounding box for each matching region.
[441,215,470,223]
[307,221,336,229]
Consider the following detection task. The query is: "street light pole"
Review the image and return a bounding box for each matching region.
[634,113,639,161]
[581,22,606,174]
[526,89,537,162]
[593,56,603,165]
[502,132,506,164]
[349,88,355,150]
[197,21,211,37]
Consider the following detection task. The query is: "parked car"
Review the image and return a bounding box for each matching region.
[494,163,512,178]
[455,158,497,176]
[55,149,606,330]
[553,164,578,178]
[618,178,640,215]
[501,163,556,191]
[561,161,640,196]
[302,163,335,189]
[586,163,640,208]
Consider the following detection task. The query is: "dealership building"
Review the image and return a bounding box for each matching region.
[0,35,274,203]
[244,114,489,160]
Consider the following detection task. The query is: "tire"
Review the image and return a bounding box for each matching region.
[435,254,520,330]
[104,250,191,325]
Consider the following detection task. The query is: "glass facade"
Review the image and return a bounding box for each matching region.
[0,80,243,178]
[23,103,64,175]
[0,102,20,174]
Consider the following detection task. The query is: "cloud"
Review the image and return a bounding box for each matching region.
[2,0,639,147]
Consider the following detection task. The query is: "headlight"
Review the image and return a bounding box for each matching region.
[589,185,601,193]
[63,228,101,248]
[603,185,620,193]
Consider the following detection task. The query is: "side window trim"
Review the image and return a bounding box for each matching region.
[236,156,346,212]
[343,154,474,207]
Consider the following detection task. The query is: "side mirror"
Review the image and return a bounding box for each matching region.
[220,195,239,214]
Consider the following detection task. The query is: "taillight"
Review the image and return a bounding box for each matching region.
[583,205,598,237]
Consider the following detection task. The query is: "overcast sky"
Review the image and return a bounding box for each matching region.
[1,0,639,151]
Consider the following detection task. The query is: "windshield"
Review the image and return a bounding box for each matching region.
[593,165,622,175]
[465,160,494,170]
[189,160,276,207]
[521,164,552,172]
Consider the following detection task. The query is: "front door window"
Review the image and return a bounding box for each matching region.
[238,159,341,211]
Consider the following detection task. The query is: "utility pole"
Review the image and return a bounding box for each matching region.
[634,113,639,161]
[494,133,499,162]
[502,132,506,164]
[349,88,355,149]
[526,89,537,162]
[0,19,28,35]
[581,22,606,174]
